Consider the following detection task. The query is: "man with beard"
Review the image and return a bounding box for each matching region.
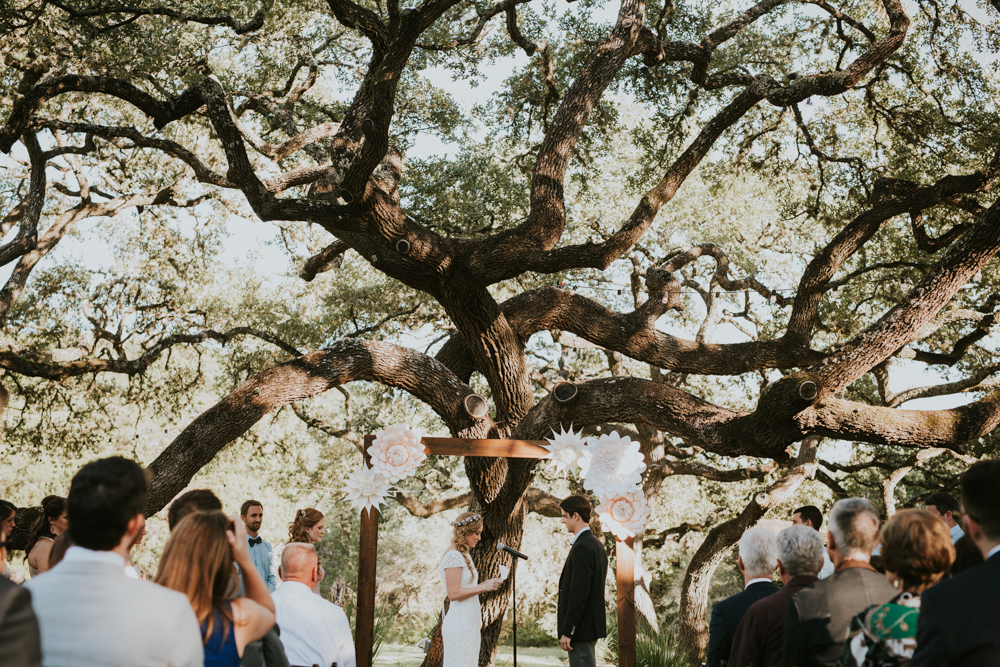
[241,500,278,592]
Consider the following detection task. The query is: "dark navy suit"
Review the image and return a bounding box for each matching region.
[707,580,779,667]
[912,552,1000,666]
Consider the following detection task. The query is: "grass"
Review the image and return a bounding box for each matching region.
[375,644,571,667]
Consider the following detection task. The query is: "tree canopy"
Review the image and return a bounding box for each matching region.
[2,0,1000,661]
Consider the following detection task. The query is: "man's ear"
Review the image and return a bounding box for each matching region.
[827,531,838,552]
[776,558,786,576]
[737,555,745,572]
[278,566,284,579]
[944,511,954,524]
[127,514,143,536]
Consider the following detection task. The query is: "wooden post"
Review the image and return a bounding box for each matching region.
[616,536,635,667]
[356,435,379,667]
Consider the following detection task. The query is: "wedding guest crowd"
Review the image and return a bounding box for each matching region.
[3,457,1000,667]
[710,459,1000,667]
[0,457,353,667]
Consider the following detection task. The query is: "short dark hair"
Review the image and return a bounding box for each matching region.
[794,506,823,530]
[168,489,222,531]
[560,495,592,523]
[241,500,263,517]
[961,460,1000,541]
[68,457,147,551]
[924,492,961,518]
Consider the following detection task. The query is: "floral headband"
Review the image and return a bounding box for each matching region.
[452,513,481,527]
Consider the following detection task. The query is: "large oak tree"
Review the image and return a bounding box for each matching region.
[2,0,999,661]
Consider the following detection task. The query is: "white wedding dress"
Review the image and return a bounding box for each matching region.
[440,550,481,667]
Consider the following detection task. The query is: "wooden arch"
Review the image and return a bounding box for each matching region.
[353,435,636,667]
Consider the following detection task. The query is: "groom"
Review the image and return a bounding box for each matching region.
[558,495,609,667]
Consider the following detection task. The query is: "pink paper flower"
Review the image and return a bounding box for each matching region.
[368,424,426,482]
[596,490,652,540]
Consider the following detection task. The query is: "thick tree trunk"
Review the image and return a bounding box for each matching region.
[677,437,819,658]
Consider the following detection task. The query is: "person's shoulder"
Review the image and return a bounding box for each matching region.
[442,548,463,565]
[127,578,197,614]
[924,558,999,603]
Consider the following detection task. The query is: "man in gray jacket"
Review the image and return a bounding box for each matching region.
[26,457,203,667]
[783,497,896,667]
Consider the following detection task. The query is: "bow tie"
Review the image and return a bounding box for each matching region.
[248,537,262,546]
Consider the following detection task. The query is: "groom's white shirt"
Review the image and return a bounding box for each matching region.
[25,546,203,667]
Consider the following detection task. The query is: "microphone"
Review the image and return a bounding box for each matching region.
[497,541,528,560]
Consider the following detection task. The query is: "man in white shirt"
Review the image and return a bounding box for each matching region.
[25,456,203,667]
[791,505,836,578]
[272,543,355,667]
[924,492,965,544]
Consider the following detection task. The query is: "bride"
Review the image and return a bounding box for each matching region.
[440,512,502,667]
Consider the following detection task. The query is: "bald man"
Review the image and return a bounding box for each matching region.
[272,544,355,667]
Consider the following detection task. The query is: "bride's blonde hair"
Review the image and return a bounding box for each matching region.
[451,512,483,571]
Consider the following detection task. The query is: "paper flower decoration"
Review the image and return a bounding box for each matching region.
[578,431,646,497]
[368,424,426,482]
[544,424,585,474]
[596,489,652,540]
[342,463,392,516]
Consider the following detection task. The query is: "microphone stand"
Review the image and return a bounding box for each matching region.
[511,557,518,667]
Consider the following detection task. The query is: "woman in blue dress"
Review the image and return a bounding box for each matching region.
[157,510,276,666]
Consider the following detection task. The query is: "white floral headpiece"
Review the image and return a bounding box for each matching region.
[452,513,481,527]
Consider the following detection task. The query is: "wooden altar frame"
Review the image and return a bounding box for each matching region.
[354,435,636,667]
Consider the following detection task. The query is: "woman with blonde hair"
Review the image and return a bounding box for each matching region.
[156,511,275,666]
[843,509,955,666]
[288,507,326,594]
[440,512,502,667]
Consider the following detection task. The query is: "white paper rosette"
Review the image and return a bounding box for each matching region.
[543,424,586,475]
[342,462,392,516]
[596,489,652,540]
[367,424,426,482]
[578,431,646,498]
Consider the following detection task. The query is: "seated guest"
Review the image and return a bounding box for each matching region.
[707,526,779,667]
[913,460,1000,666]
[272,543,356,667]
[169,492,285,667]
[0,500,15,579]
[784,498,897,667]
[842,510,953,666]
[923,492,964,544]
[25,457,203,667]
[0,522,42,666]
[156,511,276,666]
[24,495,67,577]
[729,525,824,667]
[791,505,835,579]
[168,489,224,531]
